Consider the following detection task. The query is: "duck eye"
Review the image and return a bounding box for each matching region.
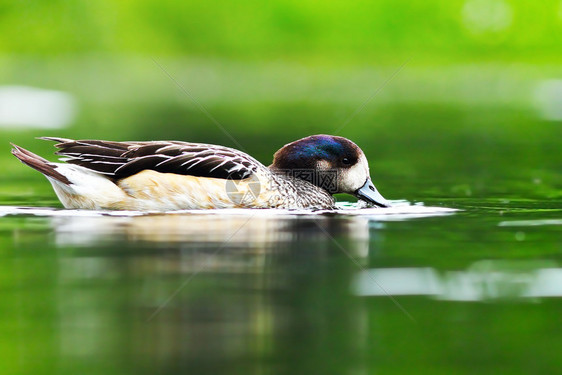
[342,157,351,165]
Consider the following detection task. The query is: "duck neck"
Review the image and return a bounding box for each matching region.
[269,165,338,194]
[266,167,335,209]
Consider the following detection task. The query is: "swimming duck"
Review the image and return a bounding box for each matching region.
[11,135,390,210]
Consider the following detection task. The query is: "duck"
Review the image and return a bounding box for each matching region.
[11,135,390,211]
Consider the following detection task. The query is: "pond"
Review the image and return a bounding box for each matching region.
[0,68,561,374]
[1,194,560,374]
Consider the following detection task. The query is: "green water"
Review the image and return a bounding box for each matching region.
[1,200,561,375]
[1,64,561,374]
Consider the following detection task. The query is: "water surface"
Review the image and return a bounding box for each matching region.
[1,196,560,374]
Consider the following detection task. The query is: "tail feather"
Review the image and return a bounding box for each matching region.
[11,144,72,185]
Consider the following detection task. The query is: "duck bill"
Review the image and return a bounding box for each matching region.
[354,178,391,208]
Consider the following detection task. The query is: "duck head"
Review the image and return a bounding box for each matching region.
[270,135,390,207]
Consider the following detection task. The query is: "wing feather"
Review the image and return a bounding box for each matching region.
[45,139,259,180]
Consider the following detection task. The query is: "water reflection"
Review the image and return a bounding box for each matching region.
[46,213,371,374]
[354,260,562,301]
[51,212,370,250]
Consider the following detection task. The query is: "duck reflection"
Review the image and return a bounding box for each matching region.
[52,212,371,253]
[51,213,373,374]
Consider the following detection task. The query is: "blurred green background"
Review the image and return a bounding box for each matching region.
[1,0,560,205]
[1,0,561,58]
